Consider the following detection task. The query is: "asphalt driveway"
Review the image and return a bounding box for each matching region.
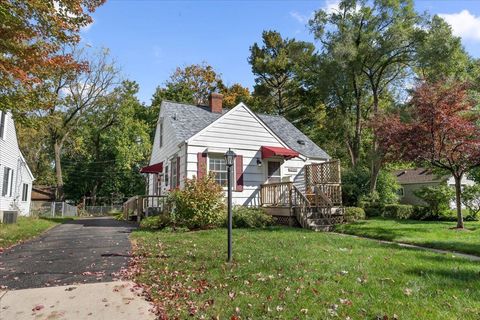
[0,217,135,290]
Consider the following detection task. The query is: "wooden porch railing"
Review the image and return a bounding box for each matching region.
[260,182,293,207]
[123,195,168,221]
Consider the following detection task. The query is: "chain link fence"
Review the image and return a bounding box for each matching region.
[82,205,123,216]
[30,201,78,217]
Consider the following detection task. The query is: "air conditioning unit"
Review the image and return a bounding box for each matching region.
[0,211,18,224]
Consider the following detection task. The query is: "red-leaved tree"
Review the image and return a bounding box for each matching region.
[376,81,480,228]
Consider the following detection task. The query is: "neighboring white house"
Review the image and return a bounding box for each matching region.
[0,110,34,216]
[142,94,331,206]
[394,168,475,209]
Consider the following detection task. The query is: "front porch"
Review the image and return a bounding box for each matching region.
[259,160,344,231]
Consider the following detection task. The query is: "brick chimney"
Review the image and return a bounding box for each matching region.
[208,93,223,113]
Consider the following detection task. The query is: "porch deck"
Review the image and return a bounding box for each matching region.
[260,160,344,230]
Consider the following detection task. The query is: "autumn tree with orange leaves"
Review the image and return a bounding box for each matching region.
[376,81,480,228]
[0,0,105,111]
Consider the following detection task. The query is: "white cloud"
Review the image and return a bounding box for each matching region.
[289,1,342,25]
[439,10,480,41]
[290,11,311,24]
[324,0,341,14]
[81,22,94,33]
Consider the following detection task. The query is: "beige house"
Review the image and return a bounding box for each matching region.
[394,168,475,208]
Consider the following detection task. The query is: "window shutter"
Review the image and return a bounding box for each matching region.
[235,155,244,192]
[176,156,181,187]
[197,153,207,179]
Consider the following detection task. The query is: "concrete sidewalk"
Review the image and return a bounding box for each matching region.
[332,232,480,262]
[0,281,155,319]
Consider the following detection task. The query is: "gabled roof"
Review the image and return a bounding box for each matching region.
[161,101,330,159]
[394,168,448,184]
[258,114,329,159]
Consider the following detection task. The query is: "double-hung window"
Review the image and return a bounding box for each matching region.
[209,155,228,187]
[22,183,29,201]
[171,157,178,188]
[2,167,13,197]
[159,119,163,148]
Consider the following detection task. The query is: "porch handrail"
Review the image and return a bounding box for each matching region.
[260,182,293,207]
[291,185,311,229]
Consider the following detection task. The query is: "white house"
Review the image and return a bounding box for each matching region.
[142,94,331,206]
[0,110,34,216]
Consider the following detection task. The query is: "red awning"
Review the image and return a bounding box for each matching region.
[140,162,163,174]
[261,146,299,160]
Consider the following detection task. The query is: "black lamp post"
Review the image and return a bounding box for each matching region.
[224,148,236,262]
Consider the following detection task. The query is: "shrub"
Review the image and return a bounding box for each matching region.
[140,215,172,229]
[169,174,225,229]
[344,207,366,222]
[342,166,400,206]
[362,205,383,217]
[414,185,454,217]
[382,204,414,219]
[227,206,274,228]
[411,206,431,220]
[461,184,480,220]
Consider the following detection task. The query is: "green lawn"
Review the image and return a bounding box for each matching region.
[131,227,480,319]
[0,216,66,249]
[335,218,480,256]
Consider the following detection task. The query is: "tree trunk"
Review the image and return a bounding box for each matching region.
[92,183,98,206]
[454,175,464,229]
[54,141,64,201]
[346,140,357,167]
[369,91,381,193]
[369,143,381,194]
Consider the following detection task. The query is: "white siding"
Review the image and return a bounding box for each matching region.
[186,105,324,205]
[147,108,185,195]
[0,111,34,216]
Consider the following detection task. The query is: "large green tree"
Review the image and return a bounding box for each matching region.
[309,0,423,192]
[415,15,472,82]
[21,45,120,199]
[63,81,151,203]
[248,31,316,119]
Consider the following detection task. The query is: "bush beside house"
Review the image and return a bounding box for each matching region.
[228,206,274,228]
[344,207,366,222]
[169,174,225,229]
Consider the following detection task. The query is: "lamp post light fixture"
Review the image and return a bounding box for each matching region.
[224,148,236,263]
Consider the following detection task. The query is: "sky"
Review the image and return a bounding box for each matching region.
[80,0,480,103]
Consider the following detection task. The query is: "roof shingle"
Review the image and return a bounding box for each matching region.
[161,101,329,159]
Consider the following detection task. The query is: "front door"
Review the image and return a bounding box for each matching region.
[267,161,281,183]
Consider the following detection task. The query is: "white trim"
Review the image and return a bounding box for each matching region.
[265,159,282,183]
[206,153,234,189]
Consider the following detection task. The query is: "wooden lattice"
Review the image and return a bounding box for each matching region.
[305,160,341,186]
